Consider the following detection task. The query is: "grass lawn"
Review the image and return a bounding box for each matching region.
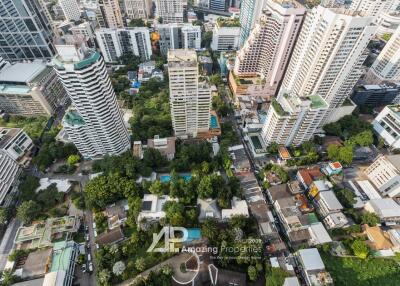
[321,253,400,286]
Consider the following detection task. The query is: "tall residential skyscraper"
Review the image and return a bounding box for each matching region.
[168,50,211,138]
[0,151,20,206]
[234,0,305,97]
[0,0,55,62]
[157,23,201,55]
[350,0,399,19]
[366,25,400,84]
[97,0,124,28]
[156,0,184,23]
[59,0,81,21]
[95,28,152,62]
[281,6,376,119]
[124,0,153,19]
[261,94,328,146]
[53,41,130,158]
[238,0,266,46]
[261,6,377,146]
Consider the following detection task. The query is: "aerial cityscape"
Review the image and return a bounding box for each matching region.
[1,0,400,285]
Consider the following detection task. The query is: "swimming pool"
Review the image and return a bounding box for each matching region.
[250,135,263,149]
[186,228,201,242]
[160,173,192,183]
[210,115,218,129]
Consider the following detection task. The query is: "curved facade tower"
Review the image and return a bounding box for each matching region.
[53,43,130,158]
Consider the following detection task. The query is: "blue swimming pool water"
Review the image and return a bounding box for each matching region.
[186,228,201,242]
[160,173,192,183]
[210,115,218,129]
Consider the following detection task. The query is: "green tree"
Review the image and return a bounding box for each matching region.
[36,183,64,210]
[0,269,17,286]
[201,218,219,243]
[0,207,8,225]
[97,269,111,286]
[197,175,214,199]
[335,188,356,208]
[135,257,147,272]
[247,265,258,281]
[209,74,223,86]
[265,264,289,286]
[360,212,380,227]
[267,142,279,154]
[143,148,167,169]
[327,144,340,161]
[351,239,369,259]
[17,200,41,224]
[149,180,164,196]
[163,201,185,226]
[338,145,354,165]
[18,175,40,202]
[201,31,213,48]
[67,154,80,166]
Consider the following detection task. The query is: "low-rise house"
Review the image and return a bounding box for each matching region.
[35,178,72,193]
[364,198,400,222]
[324,162,342,176]
[132,141,143,159]
[284,277,301,286]
[228,145,251,172]
[315,190,344,217]
[96,226,124,246]
[137,194,176,223]
[323,212,349,229]
[308,222,332,246]
[364,154,400,197]
[197,198,222,222]
[296,248,333,286]
[147,135,176,161]
[105,200,129,229]
[309,180,332,198]
[0,127,34,166]
[364,225,394,251]
[221,197,249,220]
[297,168,324,190]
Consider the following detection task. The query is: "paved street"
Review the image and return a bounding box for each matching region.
[0,218,21,271]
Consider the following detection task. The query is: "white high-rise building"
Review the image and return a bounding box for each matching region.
[95,28,152,62]
[280,6,376,122]
[59,0,81,21]
[157,23,201,55]
[367,25,400,84]
[350,0,399,19]
[53,42,130,158]
[168,50,211,138]
[0,151,20,206]
[261,94,328,146]
[124,0,153,19]
[97,0,124,28]
[155,0,184,23]
[234,0,305,97]
[239,0,267,46]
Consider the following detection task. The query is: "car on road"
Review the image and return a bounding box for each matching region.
[82,264,87,273]
[88,262,93,273]
[87,253,91,261]
[85,225,89,232]
[86,234,89,242]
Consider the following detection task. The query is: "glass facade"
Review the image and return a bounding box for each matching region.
[0,0,55,61]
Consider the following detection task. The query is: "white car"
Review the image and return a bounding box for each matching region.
[87,253,91,261]
[88,262,93,272]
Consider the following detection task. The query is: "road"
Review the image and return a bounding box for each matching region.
[0,219,21,271]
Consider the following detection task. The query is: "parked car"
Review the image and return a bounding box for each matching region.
[82,264,87,273]
[88,262,93,272]
[86,234,89,242]
[87,253,91,261]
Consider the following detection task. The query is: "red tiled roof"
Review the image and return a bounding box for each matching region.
[298,168,324,187]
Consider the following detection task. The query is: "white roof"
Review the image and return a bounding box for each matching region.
[36,178,72,193]
[366,198,400,218]
[270,257,279,268]
[309,222,332,245]
[318,191,343,210]
[298,248,325,271]
[283,277,300,286]
[221,197,249,219]
[0,61,47,83]
[43,270,66,286]
[313,180,330,191]
[356,180,381,200]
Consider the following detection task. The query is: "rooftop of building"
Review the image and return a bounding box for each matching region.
[50,241,77,272]
[63,110,85,127]
[21,248,52,279]
[298,248,325,271]
[216,17,240,27]
[366,198,400,219]
[385,154,400,171]
[387,105,400,118]
[167,49,198,66]
[0,84,31,94]
[297,168,324,187]
[0,127,22,149]
[308,95,328,109]
[318,190,343,210]
[0,61,47,84]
